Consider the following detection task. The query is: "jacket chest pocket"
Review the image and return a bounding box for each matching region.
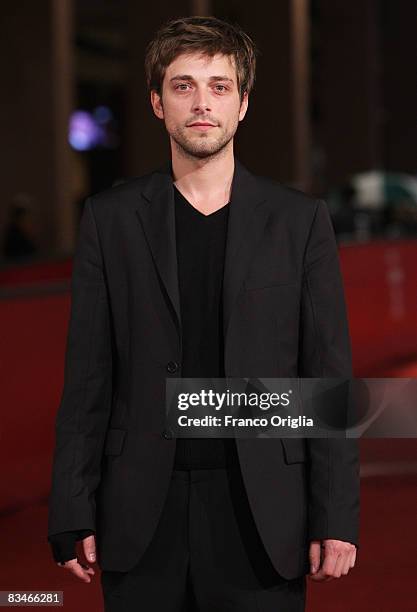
[244,279,298,292]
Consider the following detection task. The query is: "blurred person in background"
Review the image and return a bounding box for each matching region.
[2,194,39,260]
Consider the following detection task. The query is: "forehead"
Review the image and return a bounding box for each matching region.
[165,52,237,80]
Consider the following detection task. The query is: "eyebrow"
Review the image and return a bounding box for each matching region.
[170,75,234,84]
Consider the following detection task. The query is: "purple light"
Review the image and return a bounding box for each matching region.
[69,110,101,151]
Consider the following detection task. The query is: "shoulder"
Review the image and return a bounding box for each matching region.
[256,173,318,206]
[87,170,156,216]
[252,172,321,222]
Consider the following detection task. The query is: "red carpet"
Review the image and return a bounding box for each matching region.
[1,265,416,610]
[1,476,416,611]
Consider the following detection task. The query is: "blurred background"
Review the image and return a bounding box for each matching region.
[0,1,416,610]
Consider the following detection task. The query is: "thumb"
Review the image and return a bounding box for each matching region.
[82,534,96,563]
[309,540,321,574]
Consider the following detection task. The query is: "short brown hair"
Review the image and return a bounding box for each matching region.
[144,15,259,102]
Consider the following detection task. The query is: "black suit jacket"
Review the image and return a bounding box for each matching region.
[47,157,360,580]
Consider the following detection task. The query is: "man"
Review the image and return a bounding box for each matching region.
[48,15,359,611]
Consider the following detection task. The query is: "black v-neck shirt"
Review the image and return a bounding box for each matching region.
[172,184,237,469]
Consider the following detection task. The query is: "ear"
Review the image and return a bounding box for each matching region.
[238,91,249,122]
[150,90,164,120]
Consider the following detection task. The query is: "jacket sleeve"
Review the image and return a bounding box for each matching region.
[299,199,360,547]
[48,529,95,564]
[47,196,113,537]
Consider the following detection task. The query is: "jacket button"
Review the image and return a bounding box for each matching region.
[166,361,179,374]
[162,429,173,439]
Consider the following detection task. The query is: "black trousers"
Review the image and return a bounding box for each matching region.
[100,462,306,611]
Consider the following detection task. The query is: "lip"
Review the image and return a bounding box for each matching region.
[188,123,216,130]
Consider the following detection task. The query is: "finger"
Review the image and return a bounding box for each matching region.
[79,562,95,575]
[321,547,339,578]
[308,541,321,574]
[57,557,76,567]
[341,552,352,576]
[333,553,346,578]
[309,567,333,582]
[62,559,94,583]
[82,535,96,563]
[342,546,356,575]
[58,558,95,575]
[344,548,355,573]
[309,542,332,581]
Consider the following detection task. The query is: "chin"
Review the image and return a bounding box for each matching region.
[180,141,222,158]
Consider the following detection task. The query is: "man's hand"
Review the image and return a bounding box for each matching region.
[308,539,356,581]
[57,534,96,583]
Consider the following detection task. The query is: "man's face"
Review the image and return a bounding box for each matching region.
[151,52,248,160]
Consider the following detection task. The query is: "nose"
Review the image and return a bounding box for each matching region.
[192,89,211,114]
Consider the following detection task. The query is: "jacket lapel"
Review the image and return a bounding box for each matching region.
[136,160,182,332]
[136,156,271,345]
[221,158,270,341]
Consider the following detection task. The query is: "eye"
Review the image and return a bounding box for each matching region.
[214,85,227,92]
[175,83,191,91]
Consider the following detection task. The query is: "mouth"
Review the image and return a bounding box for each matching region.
[188,123,217,131]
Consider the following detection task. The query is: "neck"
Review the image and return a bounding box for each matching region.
[170,144,235,208]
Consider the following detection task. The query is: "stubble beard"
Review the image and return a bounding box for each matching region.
[169,121,237,161]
